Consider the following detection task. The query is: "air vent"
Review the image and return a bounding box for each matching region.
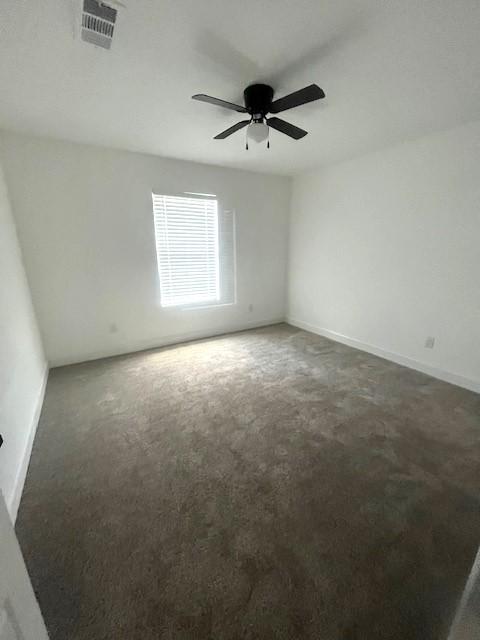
[81,0,117,49]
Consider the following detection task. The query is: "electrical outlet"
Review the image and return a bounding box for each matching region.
[425,336,435,349]
[248,304,253,313]
[109,323,118,334]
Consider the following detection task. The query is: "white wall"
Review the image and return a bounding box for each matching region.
[448,543,480,640]
[0,132,291,366]
[0,493,49,639]
[0,158,47,520]
[288,119,480,392]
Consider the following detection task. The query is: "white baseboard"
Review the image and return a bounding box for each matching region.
[287,317,480,394]
[9,365,49,522]
[50,318,286,367]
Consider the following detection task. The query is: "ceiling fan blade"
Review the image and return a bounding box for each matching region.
[267,117,307,140]
[214,120,250,139]
[269,84,325,114]
[192,94,247,113]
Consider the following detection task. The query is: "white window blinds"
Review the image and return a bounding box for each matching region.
[152,194,235,308]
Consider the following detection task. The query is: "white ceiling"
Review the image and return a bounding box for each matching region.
[1,0,480,176]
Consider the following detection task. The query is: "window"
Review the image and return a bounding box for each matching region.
[152,193,235,308]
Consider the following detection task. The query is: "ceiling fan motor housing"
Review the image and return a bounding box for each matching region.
[244,84,274,121]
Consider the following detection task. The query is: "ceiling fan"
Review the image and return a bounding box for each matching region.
[192,83,325,149]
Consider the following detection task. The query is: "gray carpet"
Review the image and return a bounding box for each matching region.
[16,324,480,639]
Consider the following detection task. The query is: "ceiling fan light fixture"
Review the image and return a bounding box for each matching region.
[247,121,269,144]
[193,83,325,146]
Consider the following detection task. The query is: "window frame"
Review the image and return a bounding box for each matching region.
[151,191,236,311]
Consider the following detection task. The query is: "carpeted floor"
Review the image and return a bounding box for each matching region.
[16,324,480,639]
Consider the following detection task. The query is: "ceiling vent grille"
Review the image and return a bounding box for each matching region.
[81,0,117,49]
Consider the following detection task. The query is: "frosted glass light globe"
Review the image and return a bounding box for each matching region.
[247,122,269,143]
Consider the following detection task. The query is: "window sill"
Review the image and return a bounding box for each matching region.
[160,302,236,311]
